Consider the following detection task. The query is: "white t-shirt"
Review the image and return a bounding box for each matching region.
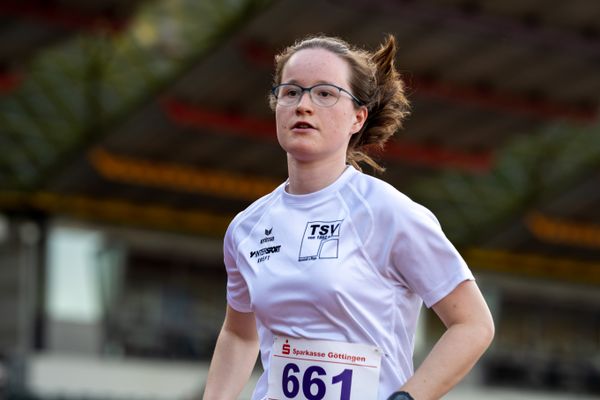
[224,166,474,400]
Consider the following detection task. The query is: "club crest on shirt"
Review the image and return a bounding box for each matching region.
[298,220,343,261]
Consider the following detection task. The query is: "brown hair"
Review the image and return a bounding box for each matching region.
[269,34,410,173]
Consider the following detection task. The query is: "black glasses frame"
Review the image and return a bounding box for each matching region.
[271,83,364,107]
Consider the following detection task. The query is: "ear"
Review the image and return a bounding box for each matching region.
[351,106,368,135]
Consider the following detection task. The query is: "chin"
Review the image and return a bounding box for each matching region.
[286,150,319,163]
[280,138,319,160]
[286,145,325,163]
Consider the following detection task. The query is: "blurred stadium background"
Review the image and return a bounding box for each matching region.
[1,0,600,399]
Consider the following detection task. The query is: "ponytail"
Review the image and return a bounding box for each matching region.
[347,35,410,173]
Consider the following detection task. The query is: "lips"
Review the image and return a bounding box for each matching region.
[292,121,315,129]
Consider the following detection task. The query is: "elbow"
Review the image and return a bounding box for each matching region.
[478,315,495,351]
[470,302,496,352]
[486,321,495,348]
[460,314,494,354]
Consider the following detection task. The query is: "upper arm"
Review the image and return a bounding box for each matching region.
[222,304,258,342]
[431,280,494,333]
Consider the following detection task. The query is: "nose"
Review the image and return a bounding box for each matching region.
[295,89,313,113]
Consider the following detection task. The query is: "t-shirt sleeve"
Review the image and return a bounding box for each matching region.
[223,222,253,313]
[387,201,474,308]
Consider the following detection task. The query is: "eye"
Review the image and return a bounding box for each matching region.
[315,86,338,98]
[281,86,300,98]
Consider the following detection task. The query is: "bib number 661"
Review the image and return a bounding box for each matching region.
[281,362,352,400]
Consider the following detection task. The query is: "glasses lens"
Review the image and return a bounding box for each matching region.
[273,84,343,107]
[310,85,341,107]
[275,84,302,106]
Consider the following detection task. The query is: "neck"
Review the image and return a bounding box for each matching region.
[286,155,348,195]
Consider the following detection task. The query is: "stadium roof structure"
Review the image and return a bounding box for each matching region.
[1,0,600,285]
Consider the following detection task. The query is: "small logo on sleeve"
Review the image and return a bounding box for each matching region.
[298,220,343,261]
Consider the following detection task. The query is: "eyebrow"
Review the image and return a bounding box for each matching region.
[281,80,342,87]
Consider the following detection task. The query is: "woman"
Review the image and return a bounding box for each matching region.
[203,34,494,400]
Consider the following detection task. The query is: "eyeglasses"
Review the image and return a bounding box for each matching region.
[271,83,363,108]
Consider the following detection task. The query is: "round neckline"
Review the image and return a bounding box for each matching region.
[280,165,357,206]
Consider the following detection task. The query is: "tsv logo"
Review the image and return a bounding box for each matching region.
[298,220,343,262]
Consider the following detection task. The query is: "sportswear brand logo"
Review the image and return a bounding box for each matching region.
[298,220,343,261]
[250,245,281,259]
[252,228,278,263]
[261,227,275,244]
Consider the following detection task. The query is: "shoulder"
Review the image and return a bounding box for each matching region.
[346,171,440,228]
[225,183,285,242]
[347,171,427,214]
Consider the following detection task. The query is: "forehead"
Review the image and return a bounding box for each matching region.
[281,48,351,86]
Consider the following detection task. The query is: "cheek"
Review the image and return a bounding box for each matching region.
[274,108,286,131]
[331,110,356,137]
[274,108,289,143]
[275,105,293,121]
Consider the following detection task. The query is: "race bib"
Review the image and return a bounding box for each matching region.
[267,336,382,400]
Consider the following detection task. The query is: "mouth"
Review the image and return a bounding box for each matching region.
[292,121,315,130]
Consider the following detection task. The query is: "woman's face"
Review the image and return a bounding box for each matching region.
[275,48,367,165]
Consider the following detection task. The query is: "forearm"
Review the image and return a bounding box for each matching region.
[400,320,493,400]
[203,311,260,400]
